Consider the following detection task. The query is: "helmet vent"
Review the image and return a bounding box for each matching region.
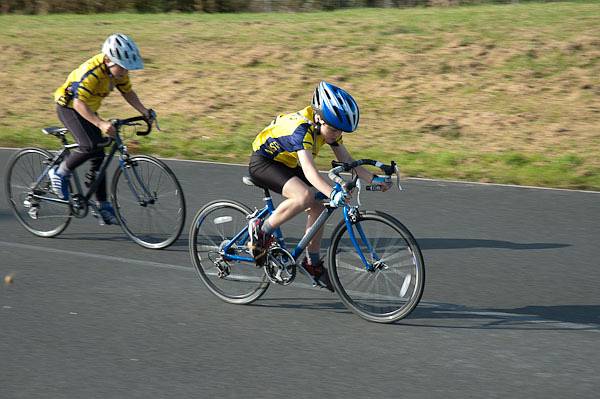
[102,33,144,70]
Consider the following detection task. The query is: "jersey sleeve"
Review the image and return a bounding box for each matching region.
[115,75,132,94]
[277,123,313,153]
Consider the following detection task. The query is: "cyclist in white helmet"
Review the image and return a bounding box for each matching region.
[248,81,392,291]
[51,33,151,225]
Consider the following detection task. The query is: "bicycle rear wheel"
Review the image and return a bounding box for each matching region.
[189,200,269,304]
[328,210,425,323]
[5,148,72,237]
[111,155,185,249]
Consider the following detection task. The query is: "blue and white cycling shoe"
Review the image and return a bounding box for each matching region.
[95,201,120,226]
[48,166,70,200]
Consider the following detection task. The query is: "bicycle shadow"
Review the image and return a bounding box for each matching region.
[404,303,600,331]
[182,235,570,255]
[417,238,570,251]
[56,232,132,243]
[253,297,599,331]
[0,209,15,221]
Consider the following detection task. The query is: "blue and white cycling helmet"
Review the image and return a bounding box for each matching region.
[311,81,360,133]
[102,33,144,71]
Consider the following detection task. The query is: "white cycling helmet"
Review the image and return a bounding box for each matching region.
[102,33,144,70]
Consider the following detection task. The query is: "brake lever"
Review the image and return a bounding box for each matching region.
[356,179,363,207]
[149,109,161,132]
[394,163,403,191]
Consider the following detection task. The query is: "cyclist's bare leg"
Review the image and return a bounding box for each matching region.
[265,177,315,229]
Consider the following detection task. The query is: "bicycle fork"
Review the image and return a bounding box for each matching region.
[119,156,156,206]
[343,207,385,272]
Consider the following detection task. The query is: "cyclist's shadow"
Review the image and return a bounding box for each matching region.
[417,238,570,250]
[254,299,600,330]
[403,303,600,331]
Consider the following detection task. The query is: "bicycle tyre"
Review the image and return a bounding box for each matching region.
[328,210,425,323]
[111,155,185,249]
[189,200,269,304]
[5,148,72,237]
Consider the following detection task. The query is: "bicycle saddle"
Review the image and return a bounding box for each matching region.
[242,176,262,187]
[42,127,69,137]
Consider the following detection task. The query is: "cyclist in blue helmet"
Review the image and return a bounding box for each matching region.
[248,81,392,291]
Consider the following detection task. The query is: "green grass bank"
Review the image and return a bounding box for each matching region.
[1,2,599,189]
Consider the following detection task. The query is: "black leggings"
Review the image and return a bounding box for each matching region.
[56,105,107,202]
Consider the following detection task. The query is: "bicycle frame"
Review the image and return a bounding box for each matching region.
[30,128,153,210]
[219,191,380,272]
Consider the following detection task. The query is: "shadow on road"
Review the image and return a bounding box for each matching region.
[405,303,599,331]
[56,233,132,243]
[418,238,570,250]
[39,233,571,254]
[0,209,15,221]
[252,298,599,331]
[253,297,348,313]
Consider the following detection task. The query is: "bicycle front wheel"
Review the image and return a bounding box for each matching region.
[111,155,185,249]
[5,148,72,237]
[189,200,269,305]
[328,210,425,323]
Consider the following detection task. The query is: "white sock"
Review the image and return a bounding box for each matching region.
[57,161,71,176]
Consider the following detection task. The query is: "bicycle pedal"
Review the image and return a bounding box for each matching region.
[27,206,39,220]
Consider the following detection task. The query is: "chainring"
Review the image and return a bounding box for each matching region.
[263,246,296,285]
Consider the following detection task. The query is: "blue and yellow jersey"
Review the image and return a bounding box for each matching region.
[54,53,132,112]
[252,106,343,169]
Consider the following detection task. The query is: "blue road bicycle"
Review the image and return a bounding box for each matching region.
[4,113,186,249]
[189,159,425,323]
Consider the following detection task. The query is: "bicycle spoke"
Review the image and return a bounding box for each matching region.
[330,213,425,323]
[6,149,71,237]
[189,201,268,305]
[113,156,185,249]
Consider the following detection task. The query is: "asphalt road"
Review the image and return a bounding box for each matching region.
[1,148,599,398]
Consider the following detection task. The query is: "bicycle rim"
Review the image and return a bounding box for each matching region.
[112,155,185,249]
[328,211,425,323]
[189,200,269,304]
[5,148,71,237]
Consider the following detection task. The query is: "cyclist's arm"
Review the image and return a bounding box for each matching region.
[331,143,375,182]
[72,99,114,136]
[121,90,150,119]
[297,149,334,196]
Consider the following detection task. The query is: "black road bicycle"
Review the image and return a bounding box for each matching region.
[5,112,186,249]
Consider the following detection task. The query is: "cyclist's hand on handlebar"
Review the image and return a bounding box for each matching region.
[141,108,152,121]
[372,175,393,192]
[99,120,116,137]
[329,187,349,208]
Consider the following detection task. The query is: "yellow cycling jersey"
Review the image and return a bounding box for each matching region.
[54,53,132,112]
[252,106,343,169]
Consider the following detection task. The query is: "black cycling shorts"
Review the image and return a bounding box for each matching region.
[248,152,311,194]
